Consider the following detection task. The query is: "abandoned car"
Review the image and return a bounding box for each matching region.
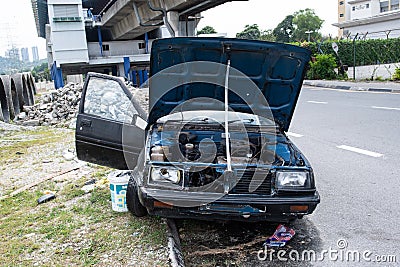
[76,37,320,222]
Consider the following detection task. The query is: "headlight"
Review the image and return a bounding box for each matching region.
[276,171,308,188]
[150,167,182,185]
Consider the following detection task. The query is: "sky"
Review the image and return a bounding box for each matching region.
[198,0,339,37]
[0,0,46,60]
[0,0,338,61]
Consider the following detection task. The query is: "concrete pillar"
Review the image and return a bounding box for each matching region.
[179,19,198,36]
[117,63,126,77]
[166,11,180,37]
[66,74,84,84]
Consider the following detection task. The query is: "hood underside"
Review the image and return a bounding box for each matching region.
[148,37,311,131]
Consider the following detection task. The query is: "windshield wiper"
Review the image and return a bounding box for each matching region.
[227,118,255,124]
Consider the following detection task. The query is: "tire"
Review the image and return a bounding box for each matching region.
[126,174,147,217]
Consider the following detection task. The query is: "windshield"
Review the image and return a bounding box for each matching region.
[156,110,276,127]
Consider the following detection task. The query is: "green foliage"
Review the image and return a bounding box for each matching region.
[236,24,261,40]
[292,9,323,41]
[393,68,400,80]
[197,26,217,35]
[307,54,337,80]
[296,38,400,67]
[273,15,294,43]
[260,29,276,42]
[31,62,50,82]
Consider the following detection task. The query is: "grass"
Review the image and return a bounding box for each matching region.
[0,126,168,266]
[0,127,71,162]
[0,176,167,266]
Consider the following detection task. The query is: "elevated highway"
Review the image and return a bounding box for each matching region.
[32,0,247,39]
[30,0,247,87]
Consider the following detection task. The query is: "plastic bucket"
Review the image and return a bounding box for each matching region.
[108,171,131,212]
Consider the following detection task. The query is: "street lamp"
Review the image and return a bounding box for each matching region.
[305,30,313,42]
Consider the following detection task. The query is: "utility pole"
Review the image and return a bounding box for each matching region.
[352,33,359,80]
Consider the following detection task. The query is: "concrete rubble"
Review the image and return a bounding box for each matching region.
[14,83,82,127]
[12,80,149,127]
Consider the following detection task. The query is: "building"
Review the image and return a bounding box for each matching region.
[5,47,20,61]
[334,0,400,39]
[32,46,39,62]
[30,0,244,88]
[21,47,30,62]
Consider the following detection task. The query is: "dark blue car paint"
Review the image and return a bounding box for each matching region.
[75,38,320,222]
[148,37,311,131]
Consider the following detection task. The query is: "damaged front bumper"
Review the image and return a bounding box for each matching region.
[139,188,320,222]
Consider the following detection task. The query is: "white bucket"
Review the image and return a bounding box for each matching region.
[108,171,131,212]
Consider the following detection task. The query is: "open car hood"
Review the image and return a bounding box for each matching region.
[148,37,311,131]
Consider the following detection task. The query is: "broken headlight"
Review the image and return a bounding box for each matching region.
[149,166,182,187]
[276,171,309,188]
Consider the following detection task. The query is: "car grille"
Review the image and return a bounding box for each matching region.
[230,169,272,195]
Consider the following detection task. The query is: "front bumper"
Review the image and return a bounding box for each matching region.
[139,188,320,222]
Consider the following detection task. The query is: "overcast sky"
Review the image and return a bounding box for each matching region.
[0,0,338,60]
[0,0,46,59]
[198,0,339,37]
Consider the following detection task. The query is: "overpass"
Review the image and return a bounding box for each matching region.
[101,0,246,39]
[31,0,247,88]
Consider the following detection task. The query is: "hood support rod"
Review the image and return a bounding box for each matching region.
[224,59,232,173]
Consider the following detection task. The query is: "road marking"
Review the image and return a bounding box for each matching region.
[307,101,328,104]
[286,132,303,138]
[337,145,383,158]
[371,106,400,111]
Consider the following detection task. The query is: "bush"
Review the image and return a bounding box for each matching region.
[294,38,400,67]
[393,68,400,81]
[306,54,337,80]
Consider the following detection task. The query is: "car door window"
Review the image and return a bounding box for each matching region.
[84,77,137,123]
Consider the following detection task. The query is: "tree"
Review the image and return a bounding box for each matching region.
[273,15,295,43]
[31,62,50,82]
[292,9,324,42]
[197,26,217,35]
[236,24,261,40]
[260,29,276,42]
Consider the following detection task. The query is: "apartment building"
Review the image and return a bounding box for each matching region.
[334,0,400,38]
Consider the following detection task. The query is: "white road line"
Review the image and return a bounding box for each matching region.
[307,101,328,104]
[371,106,400,111]
[286,132,304,138]
[337,145,383,158]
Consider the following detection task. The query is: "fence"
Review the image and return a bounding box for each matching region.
[301,29,400,80]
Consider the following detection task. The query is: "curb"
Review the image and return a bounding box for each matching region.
[303,81,400,93]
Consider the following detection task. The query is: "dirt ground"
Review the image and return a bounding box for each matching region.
[0,122,168,266]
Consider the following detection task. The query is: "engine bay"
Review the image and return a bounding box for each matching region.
[149,124,274,165]
[147,122,305,189]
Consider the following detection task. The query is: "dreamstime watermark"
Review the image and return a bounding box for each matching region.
[257,239,397,263]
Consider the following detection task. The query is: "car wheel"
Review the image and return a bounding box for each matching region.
[126,174,147,217]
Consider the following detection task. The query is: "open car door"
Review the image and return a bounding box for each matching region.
[75,73,147,170]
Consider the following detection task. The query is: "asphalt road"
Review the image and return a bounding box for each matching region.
[181,85,400,266]
[286,86,400,266]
